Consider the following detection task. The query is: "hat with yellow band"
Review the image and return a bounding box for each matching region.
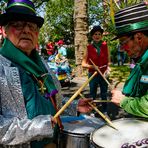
[113,2,148,40]
[0,0,44,28]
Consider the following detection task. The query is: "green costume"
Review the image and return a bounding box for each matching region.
[121,49,148,118]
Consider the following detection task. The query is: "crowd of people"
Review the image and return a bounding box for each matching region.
[46,39,72,83]
[0,0,147,147]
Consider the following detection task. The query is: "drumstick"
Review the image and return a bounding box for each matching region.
[89,59,113,90]
[53,71,98,119]
[79,93,118,130]
[92,100,112,103]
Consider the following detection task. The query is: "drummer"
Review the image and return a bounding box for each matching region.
[0,0,92,147]
[111,2,148,118]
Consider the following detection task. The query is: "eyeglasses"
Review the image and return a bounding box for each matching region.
[8,21,39,32]
[120,36,132,47]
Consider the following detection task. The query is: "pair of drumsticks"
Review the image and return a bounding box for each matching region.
[54,59,118,130]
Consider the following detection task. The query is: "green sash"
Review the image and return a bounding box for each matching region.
[0,38,58,96]
[93,40,103,55]
[123,49,148,96]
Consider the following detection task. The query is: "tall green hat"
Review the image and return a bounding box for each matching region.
[0,0,44,28]
[114,2,148,39]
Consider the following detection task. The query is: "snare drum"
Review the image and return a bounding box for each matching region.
[58,115,104,148]
[90,118,148,148]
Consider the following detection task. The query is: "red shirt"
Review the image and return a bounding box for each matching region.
[87,41,109,73]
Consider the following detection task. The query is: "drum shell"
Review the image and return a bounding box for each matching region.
[58,115,104,148]
[58,131,90,148]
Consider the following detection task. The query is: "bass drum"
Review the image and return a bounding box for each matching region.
[58,115,105,148]
[90,118,148,148]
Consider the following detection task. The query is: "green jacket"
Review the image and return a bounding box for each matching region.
[120,49,148,118]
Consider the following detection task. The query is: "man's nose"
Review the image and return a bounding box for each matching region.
[23,24,31,32]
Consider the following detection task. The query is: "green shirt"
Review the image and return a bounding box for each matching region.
[120,49,148,118]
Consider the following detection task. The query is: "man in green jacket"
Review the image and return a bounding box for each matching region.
[111,2,148,118]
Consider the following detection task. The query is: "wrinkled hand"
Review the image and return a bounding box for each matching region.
[77,98,93,113]
[111,89,125,106]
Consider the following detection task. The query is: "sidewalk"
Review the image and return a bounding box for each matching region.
[61,76,90,98]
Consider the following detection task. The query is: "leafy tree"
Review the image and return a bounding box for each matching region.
[39,0,74,45]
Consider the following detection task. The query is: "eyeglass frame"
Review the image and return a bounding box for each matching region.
[6,21,39,32]
[119,35,133,47]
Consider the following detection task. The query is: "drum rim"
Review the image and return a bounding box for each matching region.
[61,115,105,135]
[60,130,90,137]
[90,117,148,147]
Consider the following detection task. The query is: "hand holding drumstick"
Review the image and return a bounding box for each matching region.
[53,71,97,119]
[89,59,124,106]
[79,93,118,130]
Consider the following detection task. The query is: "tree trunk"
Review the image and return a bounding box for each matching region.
[74,0,88,76]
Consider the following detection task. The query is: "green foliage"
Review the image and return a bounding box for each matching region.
[110,65,130,83]
[38,0,74,45]
[0,0,7,12]
[88,0,104,26]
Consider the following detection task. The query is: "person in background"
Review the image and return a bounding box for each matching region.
[55,39,72,80]
[117,43,126,66]
[0,0,92,147]
[56,39,67,58]
[46,42,56,56]
[82,25,110,114]
[111,2,148,118]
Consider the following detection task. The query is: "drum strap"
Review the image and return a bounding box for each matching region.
[50,96,64,130]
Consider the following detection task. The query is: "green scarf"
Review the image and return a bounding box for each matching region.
[123,49,148,96]
[93,40,103,55]
[0,38,58,96]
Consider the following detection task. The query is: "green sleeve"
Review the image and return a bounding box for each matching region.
[120,93,148,118]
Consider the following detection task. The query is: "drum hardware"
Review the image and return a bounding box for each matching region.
[59,115,105,148]
[79,93,118,130]
[53,71,98,119]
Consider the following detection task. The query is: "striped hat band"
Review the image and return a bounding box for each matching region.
[115,2,148,36]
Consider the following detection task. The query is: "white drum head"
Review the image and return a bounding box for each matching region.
[91,118,148,148]
[61,115,105,134]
